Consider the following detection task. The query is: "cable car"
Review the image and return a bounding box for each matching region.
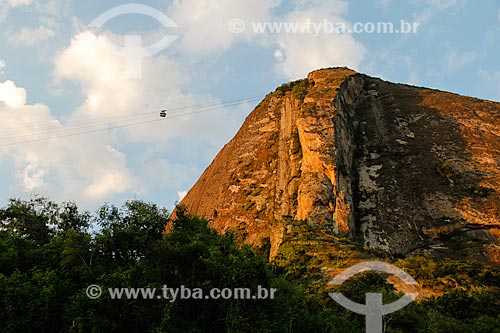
[160,110,167,118]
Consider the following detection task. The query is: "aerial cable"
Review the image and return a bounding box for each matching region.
[0,96,263,148]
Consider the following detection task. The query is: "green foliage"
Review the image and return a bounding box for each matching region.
[275,79,310,100]
[291,79,310,100]
[255,237,271,259]
[335,271,398,304]
[1,198,500,332]
[0,198,356,332]
[396,256,500,291]
[387,288,500,332]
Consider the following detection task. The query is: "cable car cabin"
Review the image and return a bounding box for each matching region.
[160,110,167,118]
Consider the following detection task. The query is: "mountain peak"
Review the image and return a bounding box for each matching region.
[178,69,500,263]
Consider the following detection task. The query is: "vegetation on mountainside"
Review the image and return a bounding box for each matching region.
[275,79,311,100]
[0,197,499,332]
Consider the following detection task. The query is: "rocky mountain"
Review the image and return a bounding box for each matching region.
[178,67,500,264]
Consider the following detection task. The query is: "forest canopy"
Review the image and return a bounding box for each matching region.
[0,197,499,332]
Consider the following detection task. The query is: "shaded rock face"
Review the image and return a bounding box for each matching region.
[178,68,500,262]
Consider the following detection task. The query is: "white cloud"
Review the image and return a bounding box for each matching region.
[274,49,284,62]
[7,0,34,6]
[53,31,154,131]
[53,30,245,144]
[49,30,245,204]
[0,78,136,204]
[20,164,48,191]
[8,26,56,47]
[167,0,365,79]
[83,169,135,200]
[168,0,279,56]
[498,8,500,23]
[0,60,5,75]
[272,0,366,79]
[53,31,135,95]
[0,80,27,107]
[177,190,188,201]
[1,0,368,208]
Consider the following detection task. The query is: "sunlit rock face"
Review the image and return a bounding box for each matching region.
[178,67,500,263]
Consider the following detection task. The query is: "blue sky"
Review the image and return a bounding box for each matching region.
[0,0,499,212]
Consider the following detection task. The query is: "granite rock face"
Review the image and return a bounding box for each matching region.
[178,68,500,262]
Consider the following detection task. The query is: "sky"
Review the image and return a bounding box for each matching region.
[0,0,499,212]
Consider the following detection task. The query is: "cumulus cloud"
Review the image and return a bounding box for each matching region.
[50,30,245,203]
[167,0,365,79]
[53,30,245,144]
[83,149,135,201]
[0,0,369,208]
[0,78,136,204]
[168,0,280,56]
[272,0,366,79]
[177,190,187,201]
[8,26,56,47]
[0,80,27,107]
[20,164,48,191]
[53,32,138,103]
